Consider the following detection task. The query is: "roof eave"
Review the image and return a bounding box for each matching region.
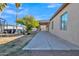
[50,3,69,21]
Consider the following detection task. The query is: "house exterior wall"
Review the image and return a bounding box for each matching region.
[40,25,49,31]
[49,3,79,46]
[40,22,49,31]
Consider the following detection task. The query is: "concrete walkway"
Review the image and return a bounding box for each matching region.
[23,31,79,50]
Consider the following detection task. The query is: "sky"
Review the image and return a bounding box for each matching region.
[0,3,62,25]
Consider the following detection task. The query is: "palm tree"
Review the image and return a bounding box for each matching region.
[0,3,7,12]
[0,3,7,19]
[15,3,21,33]
[0,3,7,33]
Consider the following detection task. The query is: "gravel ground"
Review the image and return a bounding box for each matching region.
[0,35,23,44]
[0,32,37,56]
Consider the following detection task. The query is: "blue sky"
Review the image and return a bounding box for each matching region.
[0,3,62,25]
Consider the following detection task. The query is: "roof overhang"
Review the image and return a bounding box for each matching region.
[50,3,69,21]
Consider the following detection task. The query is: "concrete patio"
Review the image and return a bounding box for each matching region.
[23,31,79,50]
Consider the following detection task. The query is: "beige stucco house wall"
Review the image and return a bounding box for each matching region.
[39,20,49,31]
[49,3,79,46]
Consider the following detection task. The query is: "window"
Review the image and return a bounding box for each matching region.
[52,21,54,29]
[60,12,68,30]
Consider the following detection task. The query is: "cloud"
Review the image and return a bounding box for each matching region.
[18,7,23,9]
[4,9,16,15]
[35,15,44,20]
[4,8,28,18]
[1,15,10,19]
[35,16,41,20]
[18,9,28,15]
[6,6,10,8]
[48,4,56,8]
[9,3,15,5]
[47,3,61,8]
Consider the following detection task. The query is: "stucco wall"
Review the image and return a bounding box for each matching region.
[49,3,79,46]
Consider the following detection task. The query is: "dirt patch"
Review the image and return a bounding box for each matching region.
[0,36,23,45]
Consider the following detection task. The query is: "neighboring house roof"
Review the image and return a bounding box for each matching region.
[50,3,69,21]
[39,20,49,23]
[39,20,49,25]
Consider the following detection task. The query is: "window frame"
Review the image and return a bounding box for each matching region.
[60,12,68,30]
